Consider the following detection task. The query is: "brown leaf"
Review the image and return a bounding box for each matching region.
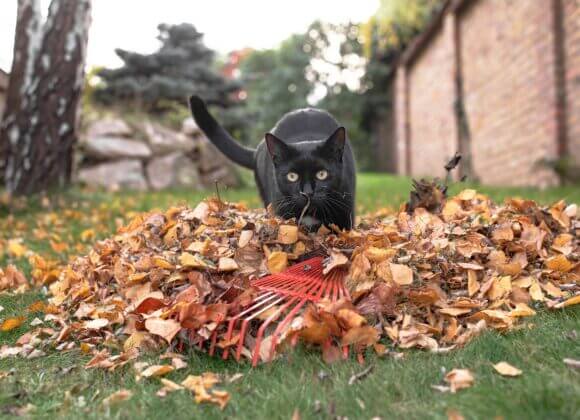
[144,318,181,344]
[323,250,349,275]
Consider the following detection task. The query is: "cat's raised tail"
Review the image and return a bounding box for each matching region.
[189,95,255,169]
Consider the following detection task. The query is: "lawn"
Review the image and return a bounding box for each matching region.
[1,173,579,419]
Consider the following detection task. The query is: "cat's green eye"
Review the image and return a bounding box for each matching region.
[316,170,328,181]
[286,172,299,182]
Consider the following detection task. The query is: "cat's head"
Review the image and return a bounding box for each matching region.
[265,127,347,224]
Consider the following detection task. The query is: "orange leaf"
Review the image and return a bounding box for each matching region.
[1,316,25,332]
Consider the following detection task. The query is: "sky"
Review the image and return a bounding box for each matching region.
[0,0,379,71]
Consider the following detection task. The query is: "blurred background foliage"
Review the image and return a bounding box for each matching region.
[86,0,445,171]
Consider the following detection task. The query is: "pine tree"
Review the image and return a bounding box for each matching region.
[94,23,239,112]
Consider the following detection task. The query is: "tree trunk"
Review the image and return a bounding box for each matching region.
[0,0,91,196]
[0,0,42,186]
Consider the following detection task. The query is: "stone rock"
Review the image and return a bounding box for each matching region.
[81,136,152,160]
[86,118,132,139]
[181,117,201,136]
[146,152,202,190]
[78,159,147,191]
[194,136,240,187]
[143,121,196,155]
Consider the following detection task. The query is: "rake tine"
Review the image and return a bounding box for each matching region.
[265,271,330,363]
[251,297,299,366]
[234,295,286,361]
[222,291,278,359]
[267,297,309,363]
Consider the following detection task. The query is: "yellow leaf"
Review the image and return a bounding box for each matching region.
[179,252,211,269]
[7,240,27,258]
[140,365,174,378]
[555,295,580,309]
[509,303,536,317]
[457,189,477,201]
[467,270,480,297]
[80,229,96,242]
[493,361,522,377]
[529,281,545,301]
[277,225,298,244]
[267,251,288,274]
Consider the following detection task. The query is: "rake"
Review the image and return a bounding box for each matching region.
[207,256,350,366]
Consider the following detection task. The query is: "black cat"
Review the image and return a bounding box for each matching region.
[189,96,356,230]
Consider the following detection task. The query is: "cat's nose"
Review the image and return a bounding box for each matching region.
[301,184,314,197]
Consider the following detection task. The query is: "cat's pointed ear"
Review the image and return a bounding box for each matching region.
[322,127,346,161]
[265,133,292,164]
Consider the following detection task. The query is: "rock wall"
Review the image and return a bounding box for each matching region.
[76,116,241,191]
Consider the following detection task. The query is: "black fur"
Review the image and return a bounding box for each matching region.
[189,96,356,230]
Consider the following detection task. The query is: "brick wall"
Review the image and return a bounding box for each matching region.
[407,16,457,178]
[459,0,559,186]
[564,0,580,164]
[388,0,579,187]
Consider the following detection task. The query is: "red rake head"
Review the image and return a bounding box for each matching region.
[207,256,349,366]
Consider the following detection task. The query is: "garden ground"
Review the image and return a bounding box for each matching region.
[1,174,579,419]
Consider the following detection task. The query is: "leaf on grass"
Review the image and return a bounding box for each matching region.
[140,365,175,378]
[563,358,580,369]
[444,369,474,393]
[1,317,25,332]
[555,295,580,309]
[102,389,133,406]
[493,361,522,377]
[7,240,27,258]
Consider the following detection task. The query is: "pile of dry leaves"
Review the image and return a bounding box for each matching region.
[2,189,579,390]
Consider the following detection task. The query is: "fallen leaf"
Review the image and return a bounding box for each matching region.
[144,318,181,344]
[267,251,288,274]
[493,361,522,377]
[444,369,474,393]
[1,317,25,332]
[554,295,580,309]
[102,389,133,406]
[389,263,413,286]
[277,225,298,244]
[140,365,175,378]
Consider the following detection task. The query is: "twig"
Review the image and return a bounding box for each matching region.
[297,193,311,227]
[214,180,222,203]
[348,364,374,385]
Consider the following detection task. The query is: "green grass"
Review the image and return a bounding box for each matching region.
[1,174,579,419]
